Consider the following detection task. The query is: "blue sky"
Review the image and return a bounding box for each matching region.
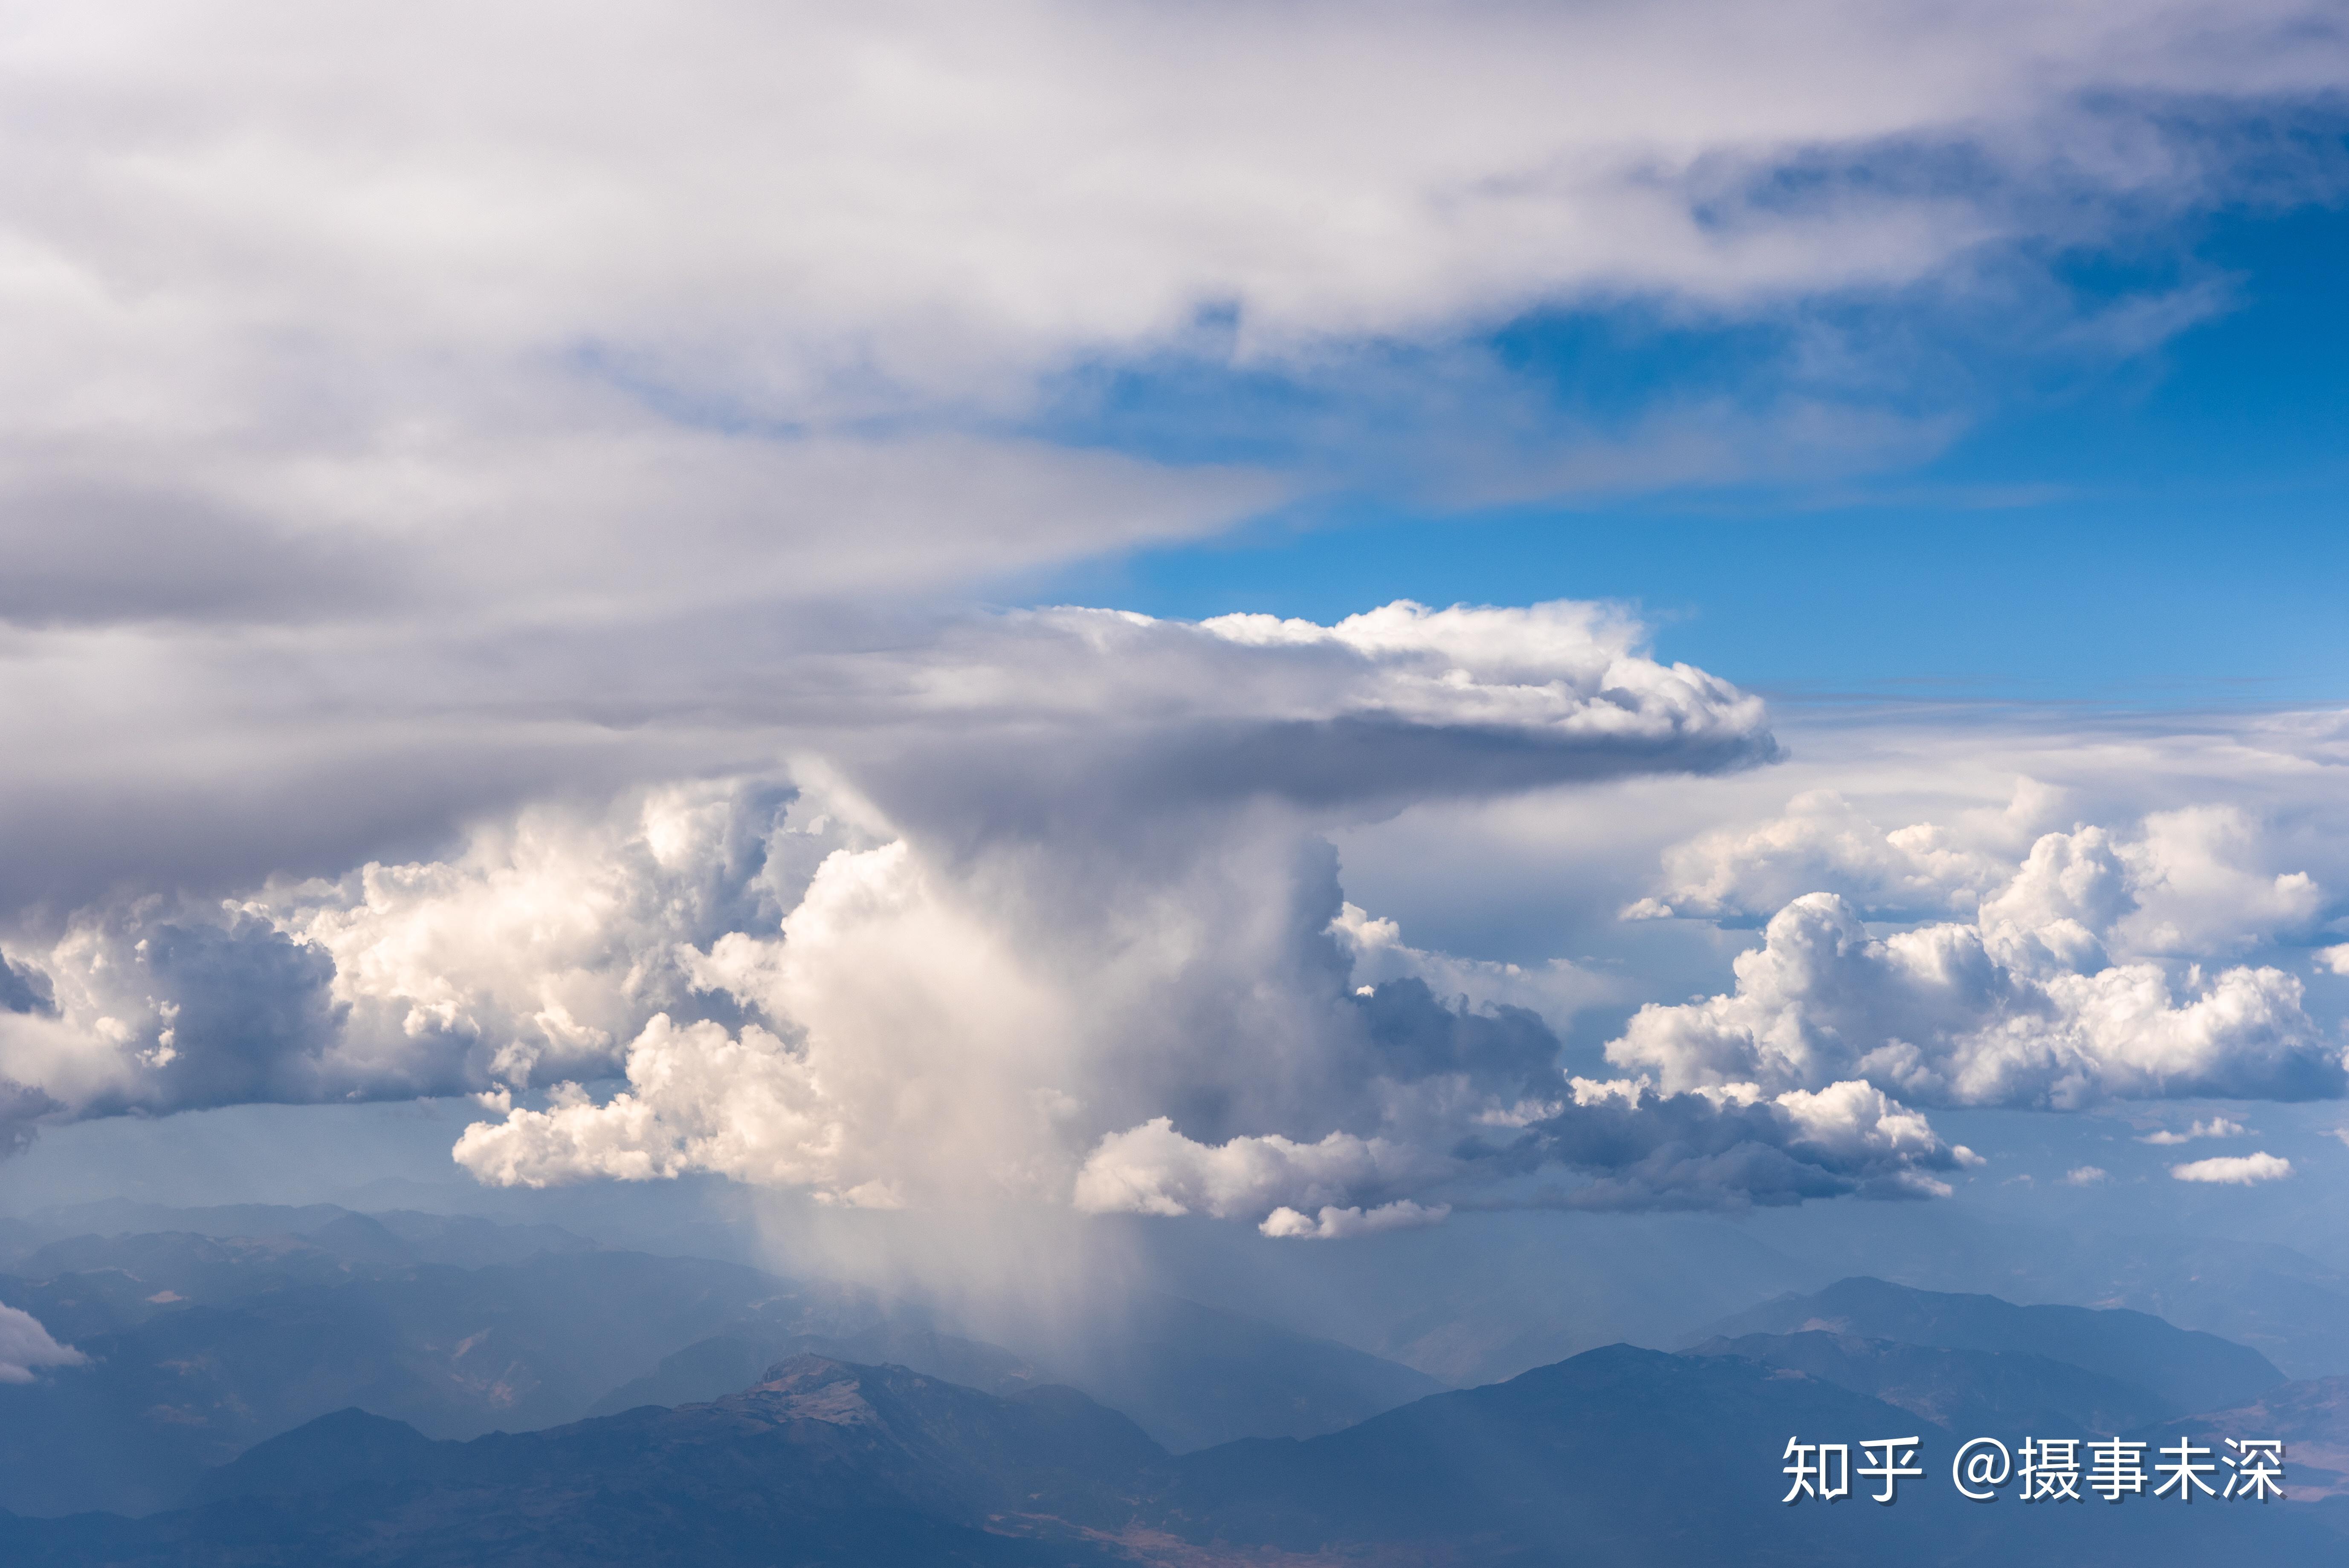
[1032,195,2349,706]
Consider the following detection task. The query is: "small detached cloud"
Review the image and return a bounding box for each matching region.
[2139,1117,2248,1146]
[2319,945,2349,978]
[2063,1166,2109,1186]
[2170,1151,2293,1186]
[1260,1201,1451,1240]
[0,1305,84,1384]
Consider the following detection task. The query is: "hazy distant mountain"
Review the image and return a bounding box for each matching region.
[1689,1276,2285,1417]
[0,1209,1443,1519]
[590,1290,1448,1452]
[1738,1204,2349,1381]
[2038,1236,2349,1383]
[991,1291,1449,1452]
[1686,1330,2172,1434]
[1162,1343,2346,1565]
[0,1231,867,1516]
[0,1201,602,1272]
[10,1347,2343,1567]
[7,1357,1160,1567]
[2135,1375,2349,1501]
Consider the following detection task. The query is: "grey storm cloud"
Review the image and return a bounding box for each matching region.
[0,599,1905,1221]
[6,598,2344,1229]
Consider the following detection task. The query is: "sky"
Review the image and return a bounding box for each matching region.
[3,0,2349,1334]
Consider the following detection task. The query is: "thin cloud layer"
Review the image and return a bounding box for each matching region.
[3,1,2346,636]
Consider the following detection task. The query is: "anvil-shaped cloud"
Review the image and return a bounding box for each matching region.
[0,599,1968,1224]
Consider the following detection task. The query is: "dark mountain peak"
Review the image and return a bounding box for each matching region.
[726,1354,1167,1477]
[194,1408,437,1503]
[753,1350,863,1388]
[738,1354,897,1430]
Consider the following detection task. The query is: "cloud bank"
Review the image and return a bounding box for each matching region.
[7,606,2346,1229]
[9,600,1938,1223]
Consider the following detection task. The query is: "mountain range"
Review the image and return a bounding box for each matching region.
[1684,1274,2288,1420]
[7,1342,2346,1566]
[0,1204,1446,1515]
[9,1205,2349,1564]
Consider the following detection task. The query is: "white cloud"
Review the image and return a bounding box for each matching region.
[2317,944,2349,977]
[2170,1151,2293,1185]
[1330,903,1611,1028]
[2138,1116,2247,1145]
[1259,1201,1452,1241]
[12,599,1951,1225]
[2064,1165,2109,1185]
[1636,792,2324,958]
[2114,806,2326,957]
[1070,1073,1973,1226]
[1,1,2344,644]
[1073,1118,1444,1226]
[12,609,2348,1232]
[1629,787,2017,921]
[1607,787,2342,1110]
[1606,887,2335,1109]
[0,1304,83,1384]
[0,598,1776,1133]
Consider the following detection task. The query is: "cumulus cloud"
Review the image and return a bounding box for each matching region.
[1260,1201,1453,1241]
[0,1305,83,1384]
[1635,791,2324,956]
[1072,1073,1973,1223]
[5,599,1951,1226]
[2170,1151,2293,1185]
[0,600,1768,1129]
[2138,1116,2247,1145]
[1625,787,2023,921]
[2064,1166,2109,1185]
[1331,903,1610,1026]
[1609,792,2343,1109]
[11,600,2344,1230]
